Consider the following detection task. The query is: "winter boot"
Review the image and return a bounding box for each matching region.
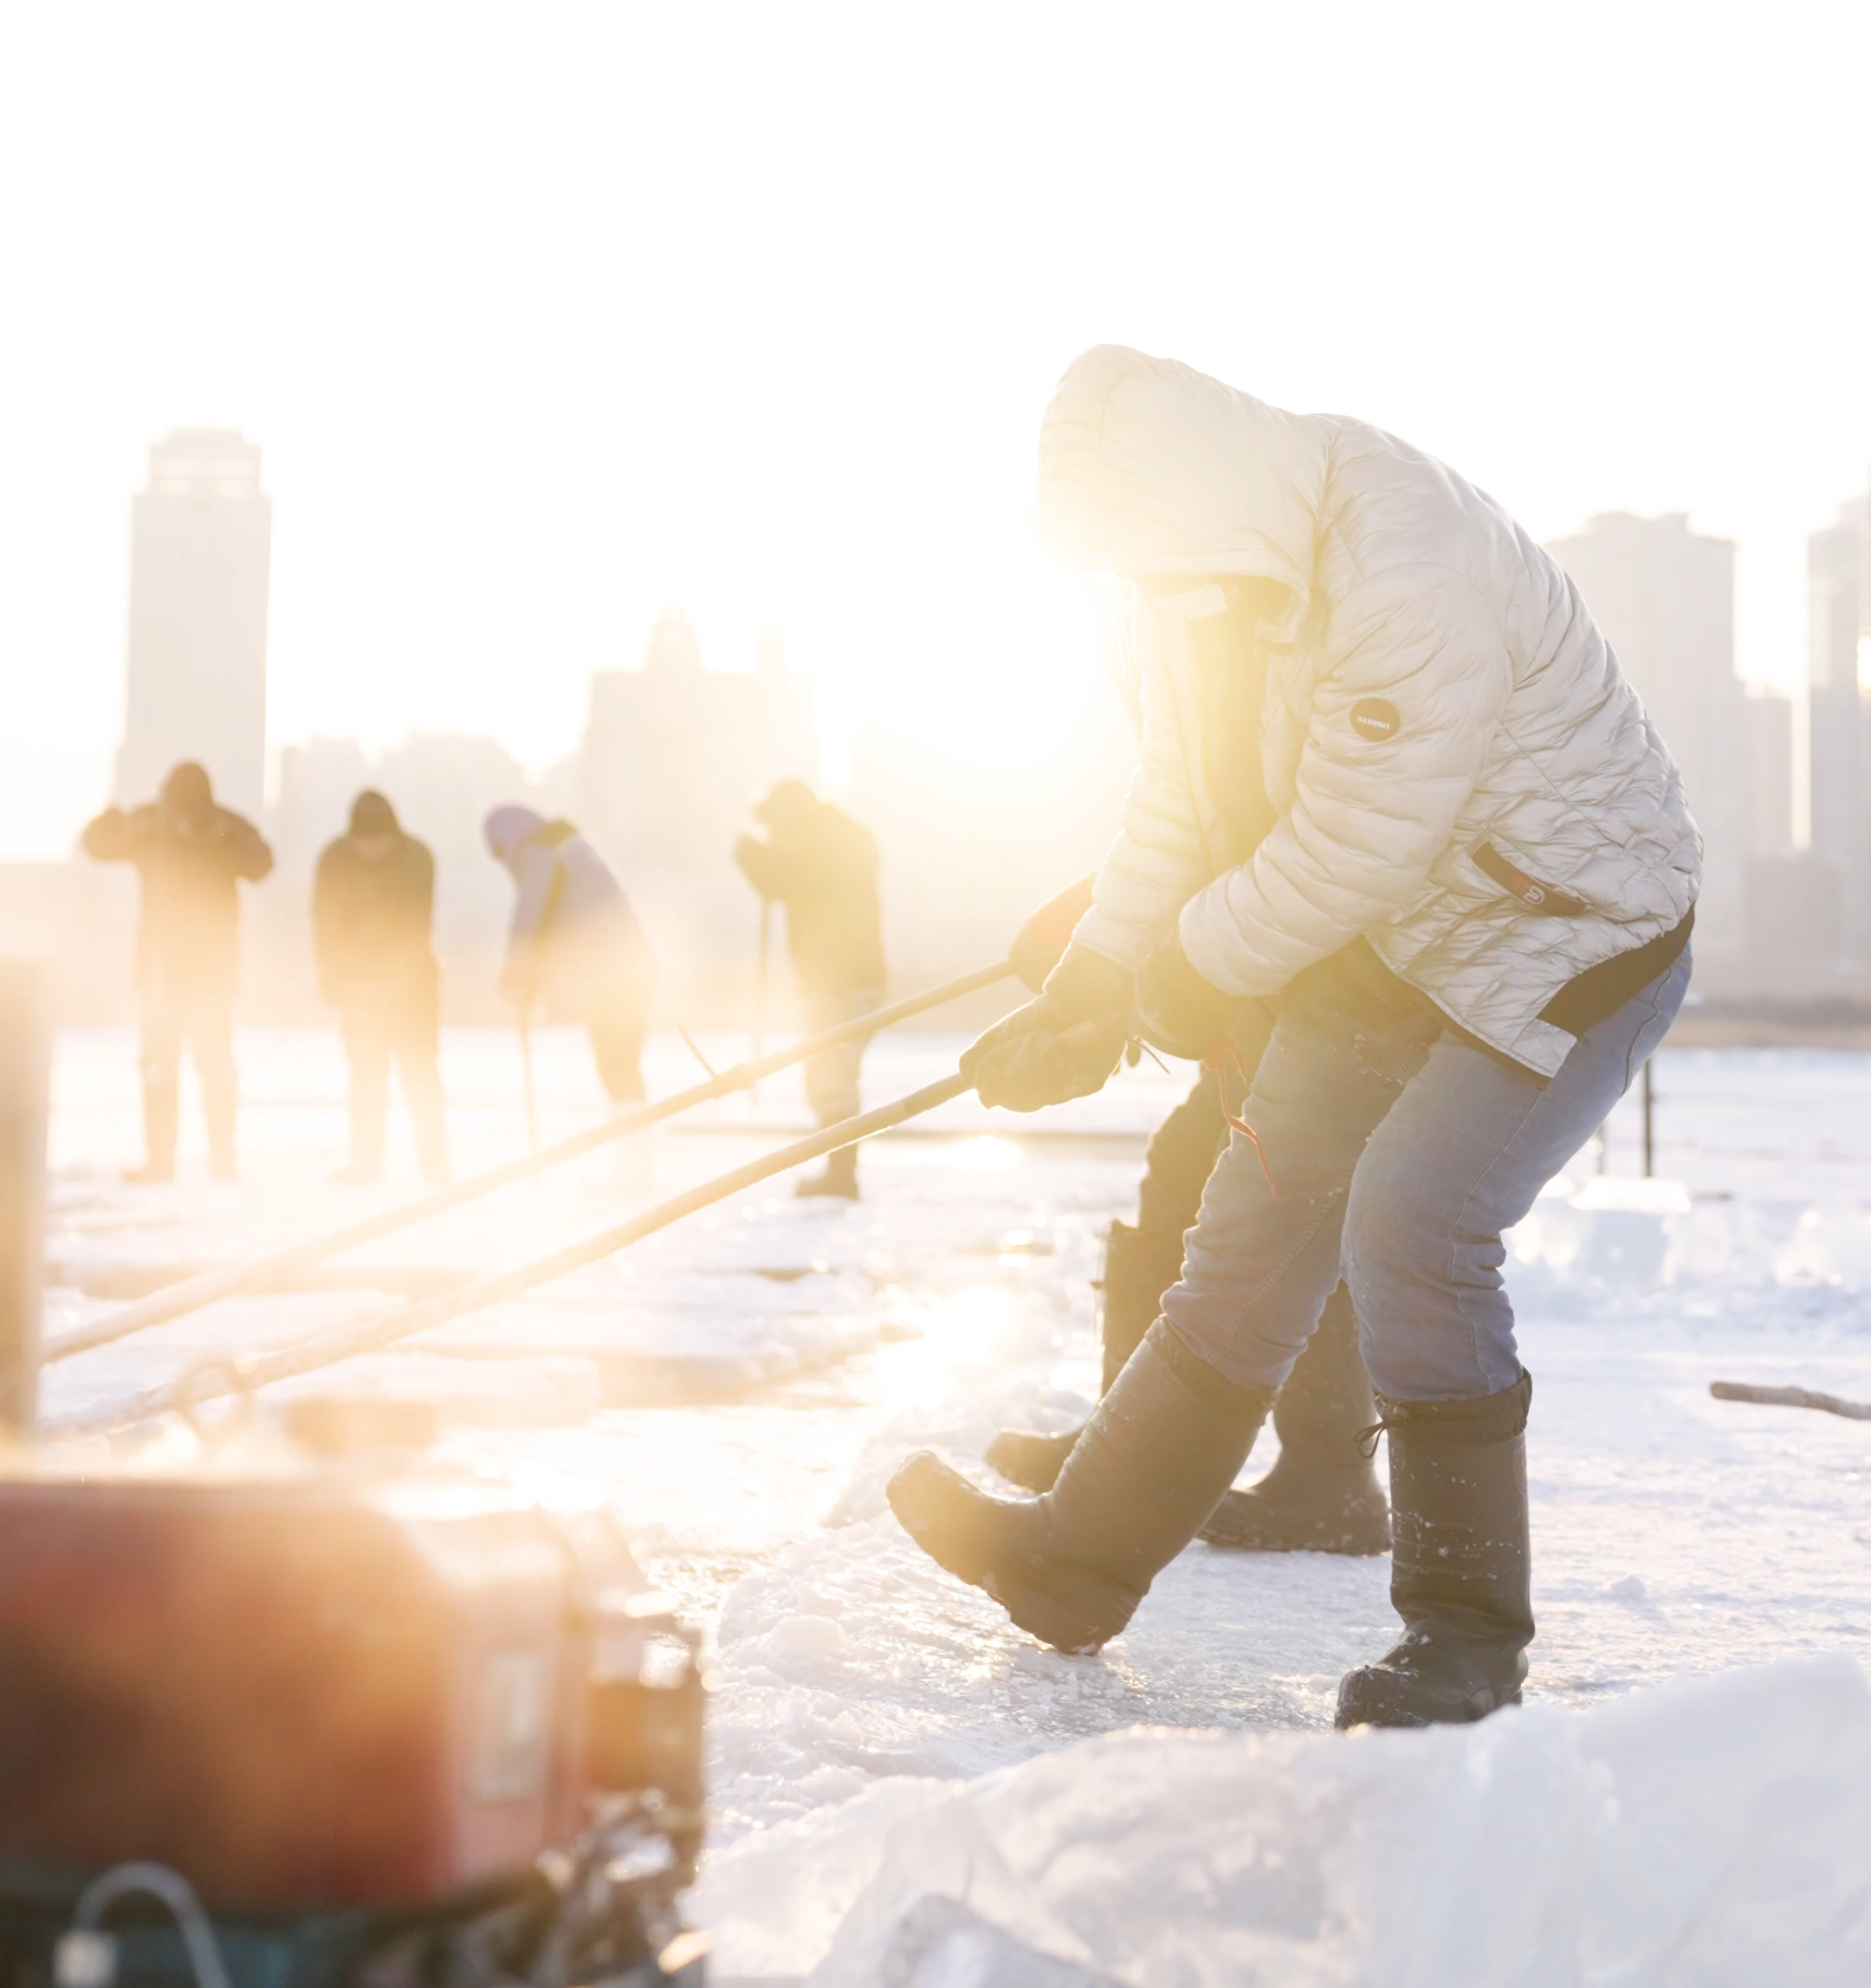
[795,1144,859,1200]
[890,1320,1272,1654]
[1335,1370,1534,1729]
[985,1218,1182,1493]
[1199,1285,1391,1554]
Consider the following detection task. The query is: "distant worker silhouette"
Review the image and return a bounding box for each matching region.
[735,780,884,1199]
[81,761,273,1183]
[484,807,657,1105]
[314,791,449,1185]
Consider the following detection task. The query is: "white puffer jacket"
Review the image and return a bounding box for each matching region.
[1047,346,1700,1078]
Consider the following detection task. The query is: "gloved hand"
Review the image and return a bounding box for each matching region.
[1008,872,1098,993]
[732,833,775,897]
[1136,930,1246,1061]
[961,944,1133,1112]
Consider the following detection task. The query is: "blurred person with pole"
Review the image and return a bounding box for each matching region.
[81,762,273,1183]
[890,347,1699,1729]
[984,875,1389,1556]
[484,807,657,1110]
[734,780,884,1200]
[314,791,448,1186]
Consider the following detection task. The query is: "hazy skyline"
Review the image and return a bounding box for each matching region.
[3,1,1868,857]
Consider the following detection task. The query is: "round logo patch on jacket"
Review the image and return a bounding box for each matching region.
[1350,697,1401,742]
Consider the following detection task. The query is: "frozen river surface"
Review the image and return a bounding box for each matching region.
[38,1025,1871,1983]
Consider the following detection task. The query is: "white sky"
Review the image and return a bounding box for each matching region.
[2,1,1868,857]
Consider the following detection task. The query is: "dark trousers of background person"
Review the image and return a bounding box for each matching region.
[802,984,884,1126]
[139,982,237,1180]
[342,997,448,1182]
[586,986,652,1105]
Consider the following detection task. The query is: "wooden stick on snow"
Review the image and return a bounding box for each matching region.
[1709,1381,1871,1421]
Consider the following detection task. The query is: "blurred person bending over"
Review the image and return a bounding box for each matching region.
[889,347,1699,1728]
[314,790,448,1185]
[484,806,657,1105]
[735,780,884,1200]
[81,761,273,1183]
[985,876,1389,1557]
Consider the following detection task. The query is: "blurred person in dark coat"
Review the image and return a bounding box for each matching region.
[314,790,448,1185]
[81,761,273,1182]
[734,780,884,1199]
[484,806,658,1104]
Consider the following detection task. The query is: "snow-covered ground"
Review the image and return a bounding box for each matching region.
[37,1025,1871,1981]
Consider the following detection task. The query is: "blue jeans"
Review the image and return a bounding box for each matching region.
[1162,944,1691,1402]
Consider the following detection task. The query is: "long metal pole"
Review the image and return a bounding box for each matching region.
[1641,1059,1654,1179]
[60,1072,974,1436]
[750,898,772,1103]
[517,1006,539,1153]
[0,962,49,1433]
[45,961,1012,1364]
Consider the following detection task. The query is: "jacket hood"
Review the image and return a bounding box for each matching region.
[484,805,545,865]
[349,789,399,837]
[1036,346,1327,612]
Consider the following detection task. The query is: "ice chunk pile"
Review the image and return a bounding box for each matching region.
[696,1655,1871,1985]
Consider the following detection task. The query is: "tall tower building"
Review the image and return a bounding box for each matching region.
[114,431,272,819]
[579,609,817,876]
[1546,512,1742,964]
[1807,492,1869,966]
[1739,689,1795,858]
[577,612,819,1009]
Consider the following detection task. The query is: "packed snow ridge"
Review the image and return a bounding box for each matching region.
[698,1655,1871,1985]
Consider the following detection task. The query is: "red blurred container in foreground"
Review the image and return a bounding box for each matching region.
[0,1464,699,1908]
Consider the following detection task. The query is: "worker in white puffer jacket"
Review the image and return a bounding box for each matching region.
[890,346,1700,1729]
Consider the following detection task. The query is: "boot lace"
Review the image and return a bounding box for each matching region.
[1355,1413,1397,1461]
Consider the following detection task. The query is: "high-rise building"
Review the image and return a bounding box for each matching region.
[1807,493,1870,968]
[1739,689,1795,859]
[578,611,818,1015]
[114,431,272,819]
[582,612,814,864]
[1546,512,1742,965]
[580,610,817,877]
[845,697,1137,998]
[1732,686,1828,989]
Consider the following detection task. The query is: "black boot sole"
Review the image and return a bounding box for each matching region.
[1336,1661,1522,1729]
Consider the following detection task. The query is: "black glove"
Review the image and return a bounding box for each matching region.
[962,944,1133,1112]
[1135,931,1246,1062]
[733,833,776,897]
[1007,873,1098,993]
